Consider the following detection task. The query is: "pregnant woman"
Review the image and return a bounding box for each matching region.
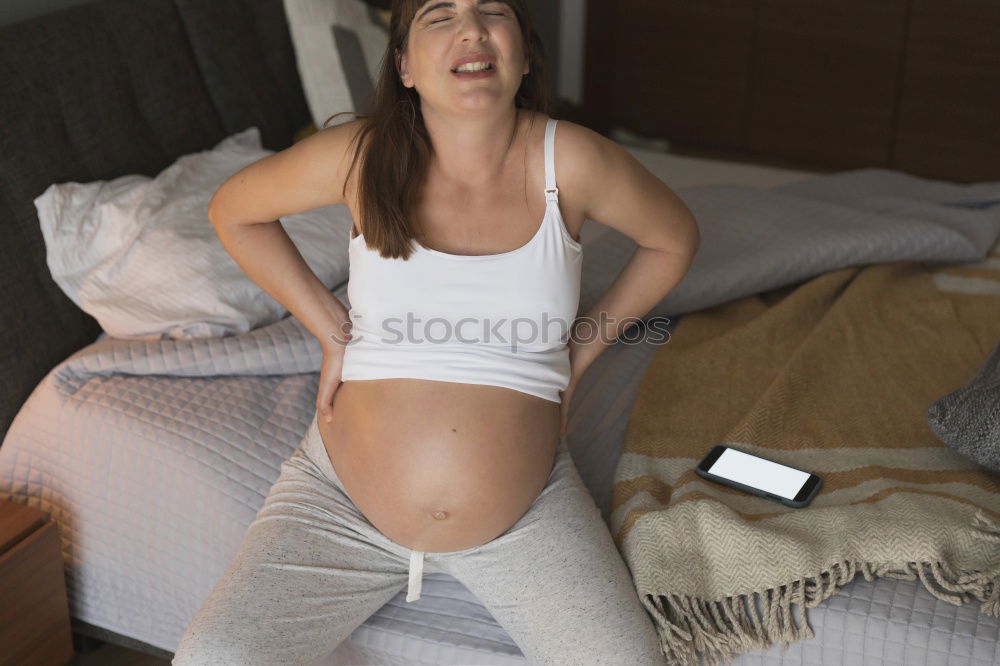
[173,1,699,664]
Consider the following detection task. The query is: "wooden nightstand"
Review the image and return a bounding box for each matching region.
[0,499,74,666]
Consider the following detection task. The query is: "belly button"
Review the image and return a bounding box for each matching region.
[431,510,449,520]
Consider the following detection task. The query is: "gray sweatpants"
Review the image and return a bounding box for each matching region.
[172,410,666,665]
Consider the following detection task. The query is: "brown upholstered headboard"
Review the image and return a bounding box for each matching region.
[0,0,311,446]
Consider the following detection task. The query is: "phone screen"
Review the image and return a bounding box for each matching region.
[706,448,810,500]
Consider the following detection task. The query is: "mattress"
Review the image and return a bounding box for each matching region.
[1,148,998,666]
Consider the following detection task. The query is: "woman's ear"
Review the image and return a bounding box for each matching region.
[396,48,411,87]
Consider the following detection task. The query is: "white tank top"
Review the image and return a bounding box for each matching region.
[340,117,583,403]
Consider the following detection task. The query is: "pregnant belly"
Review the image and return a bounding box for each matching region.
[316,378,562,553]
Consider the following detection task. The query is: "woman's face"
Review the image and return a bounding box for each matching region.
[399,0,529,114]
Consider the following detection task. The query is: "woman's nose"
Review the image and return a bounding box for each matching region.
[457,11,489,40]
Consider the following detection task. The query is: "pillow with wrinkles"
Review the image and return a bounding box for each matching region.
[35,127,353,340]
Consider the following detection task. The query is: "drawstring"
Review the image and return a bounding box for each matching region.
[406,550,425,602]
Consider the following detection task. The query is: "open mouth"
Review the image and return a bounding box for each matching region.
[451,63,495,74]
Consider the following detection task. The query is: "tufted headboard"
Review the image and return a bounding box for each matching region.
[0,0,312,446]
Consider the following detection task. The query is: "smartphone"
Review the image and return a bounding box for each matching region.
[695,445,822,508]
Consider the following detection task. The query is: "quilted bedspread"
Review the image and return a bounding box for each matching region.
[2,168,1000,663]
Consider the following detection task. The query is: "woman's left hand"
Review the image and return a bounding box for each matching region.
[559,336,594,436]
[558,374,579,437]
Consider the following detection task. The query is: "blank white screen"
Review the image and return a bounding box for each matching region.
[707,448,809,500]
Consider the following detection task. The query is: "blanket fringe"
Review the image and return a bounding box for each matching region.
[643,555,999,666]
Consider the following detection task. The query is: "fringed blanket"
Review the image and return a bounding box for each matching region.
[610,249,1000,665]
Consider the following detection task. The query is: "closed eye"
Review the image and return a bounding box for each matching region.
[430,12,507,23]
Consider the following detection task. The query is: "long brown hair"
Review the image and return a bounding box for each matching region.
[324,0,552,260]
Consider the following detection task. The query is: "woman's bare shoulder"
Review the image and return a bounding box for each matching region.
[325,117,369,168]
[207,117,372,225]
[546,117,609,204]
[550,117,606,154]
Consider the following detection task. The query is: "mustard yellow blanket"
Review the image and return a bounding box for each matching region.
[611,247,1000,665]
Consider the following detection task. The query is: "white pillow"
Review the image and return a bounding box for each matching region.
[35,127,353,340]
[283,0,390,128]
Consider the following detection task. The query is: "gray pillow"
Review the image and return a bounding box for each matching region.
[927,340,1000,473]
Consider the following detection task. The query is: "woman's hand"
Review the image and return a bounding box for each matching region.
[558,335,591,436]
[317,317,352,423]
[316,344,347,424]
[558,373,579,437]
[558,321,612,436]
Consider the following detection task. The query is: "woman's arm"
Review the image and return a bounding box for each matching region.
[569,246,696,375]
[207,122,363,349]
[209,221,352,348]
[560,122,702,377]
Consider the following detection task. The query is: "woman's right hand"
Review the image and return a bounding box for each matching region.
[317,332,350,424]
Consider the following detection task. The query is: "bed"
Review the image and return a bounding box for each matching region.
[0,1,997,665]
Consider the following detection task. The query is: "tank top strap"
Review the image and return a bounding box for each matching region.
[544,118,559,203]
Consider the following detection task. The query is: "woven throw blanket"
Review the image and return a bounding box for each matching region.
[610,249,1000,665]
